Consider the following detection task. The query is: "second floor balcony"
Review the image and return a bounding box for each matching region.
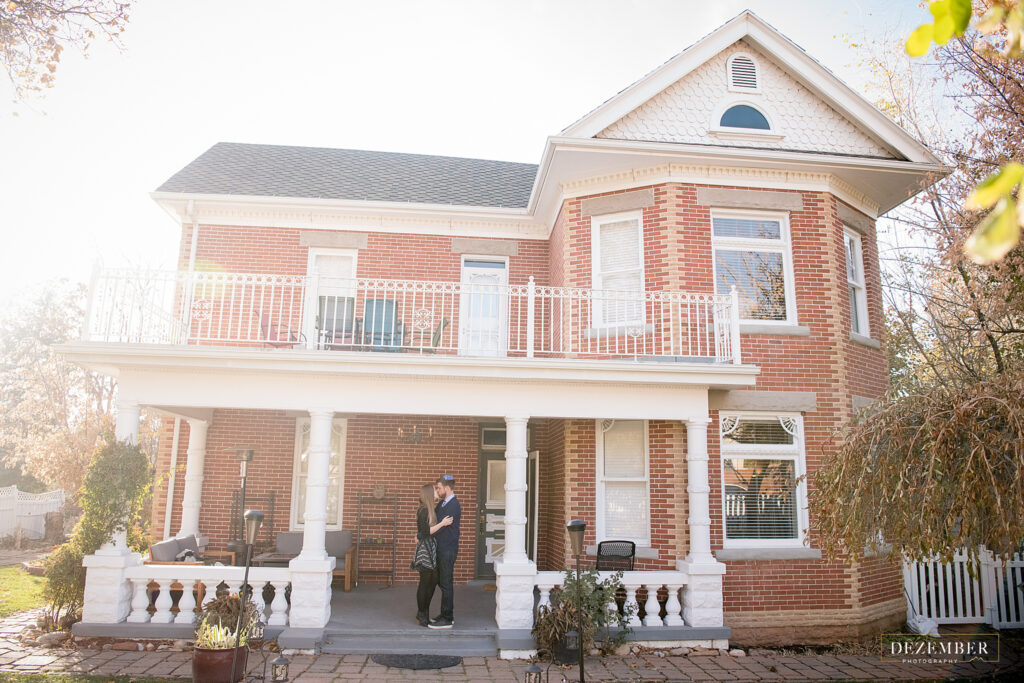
[84,268,744,365]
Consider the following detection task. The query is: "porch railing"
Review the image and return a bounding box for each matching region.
[84,267,742,363]
[123,564,292,626]
[534,569,689,628]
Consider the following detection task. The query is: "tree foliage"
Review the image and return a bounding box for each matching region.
[811,21,1024,564]
[0,0,131,99]
[0,280,157,498]
[44,435,151,628]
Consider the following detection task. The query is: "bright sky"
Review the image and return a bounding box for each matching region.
[0,0,923,303]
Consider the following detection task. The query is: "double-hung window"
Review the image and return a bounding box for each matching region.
[720,413,807,547]
[291,417,347,529]
[591,211,645,327]
[844,229,869,336]
[712,211,795,323]
[595,419,650,545]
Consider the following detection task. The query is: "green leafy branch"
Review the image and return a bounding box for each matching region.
[907,0,1023,265]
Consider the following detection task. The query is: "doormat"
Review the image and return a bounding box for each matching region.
[371,654,462,670]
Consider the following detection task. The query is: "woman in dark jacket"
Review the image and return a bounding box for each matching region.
[415,483,452,626]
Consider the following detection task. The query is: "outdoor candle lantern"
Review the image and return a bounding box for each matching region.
[567,519,586,556]
[245,509,265,546]
[523,661,544,683]
[566,519,587,682]
[271,654,291,682]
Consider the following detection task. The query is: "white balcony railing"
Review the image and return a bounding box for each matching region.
[84,268,742,363]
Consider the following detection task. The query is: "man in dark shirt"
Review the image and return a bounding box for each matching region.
[429,474,460,629]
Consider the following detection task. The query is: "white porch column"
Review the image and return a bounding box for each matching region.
[503,416,529,565]
[79,399,144,625]
[678,416,726,627]
[288,408,336,629]
[494,416,537,633]
[176,418,209,541]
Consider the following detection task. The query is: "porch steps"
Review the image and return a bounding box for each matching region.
[322,628,498,656]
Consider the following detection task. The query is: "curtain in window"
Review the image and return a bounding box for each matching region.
[596,218,643,325]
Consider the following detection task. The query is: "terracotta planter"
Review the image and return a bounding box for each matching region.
[192,646,248,683]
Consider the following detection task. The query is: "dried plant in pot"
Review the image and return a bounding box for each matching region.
[192,593,261,683]
[532,568,634,663]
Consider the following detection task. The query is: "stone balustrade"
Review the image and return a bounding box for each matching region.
[534,569,688,628]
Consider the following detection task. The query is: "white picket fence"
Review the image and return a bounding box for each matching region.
[904,549,1024,630]
[0,486,65,540]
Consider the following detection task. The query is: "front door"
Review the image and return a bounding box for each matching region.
[475,425,536,579]
[459,259,508,357]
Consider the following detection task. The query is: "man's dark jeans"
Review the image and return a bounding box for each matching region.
[436,546,458,620]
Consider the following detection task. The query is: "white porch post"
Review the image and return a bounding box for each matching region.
[177,418,209,541]
[494,416,537,632]
[81,399,143,624]
[678,417,726,627]
[288,408,336,629]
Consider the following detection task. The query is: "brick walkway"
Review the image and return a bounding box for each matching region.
[0,609,1020,681]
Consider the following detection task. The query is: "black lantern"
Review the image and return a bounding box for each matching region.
[566,519,587,683]
[271,654,291,682]
[230,509,264,683]
[524,648,554,683]
[523,661,543,683]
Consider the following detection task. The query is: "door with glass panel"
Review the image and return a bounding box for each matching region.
[459,259,508,357]
[307,249,357,348]
[291,418,347,529]
[475,425,537,579]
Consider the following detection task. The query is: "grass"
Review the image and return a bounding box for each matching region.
[0,565,46,619]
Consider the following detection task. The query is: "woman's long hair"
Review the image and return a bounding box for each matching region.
[419,484,437,527]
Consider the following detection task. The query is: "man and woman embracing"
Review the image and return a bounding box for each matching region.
[413,474,460,628]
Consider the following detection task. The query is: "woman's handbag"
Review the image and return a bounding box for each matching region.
[411,536,437,571]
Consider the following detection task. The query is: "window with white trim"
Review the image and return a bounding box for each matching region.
[844,229,869,336]
[712,211,796,323]
[291,417,347,529]
[591,211,645,326]
[596,419,650,545]
[720,414,807,547]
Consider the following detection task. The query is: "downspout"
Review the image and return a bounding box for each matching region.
[165,201,199,539]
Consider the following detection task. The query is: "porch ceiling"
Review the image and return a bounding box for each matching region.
[57,342,759,420]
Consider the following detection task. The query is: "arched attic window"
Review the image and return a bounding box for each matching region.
[720,104,770,130]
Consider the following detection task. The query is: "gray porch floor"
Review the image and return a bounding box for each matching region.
[324,583,502,655]
[328,583,498,632]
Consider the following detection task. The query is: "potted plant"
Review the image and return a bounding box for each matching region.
[192,593,260,683]
[532,568,634,663]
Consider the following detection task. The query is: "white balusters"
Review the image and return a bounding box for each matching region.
[127,578,152,623]
[151,580,175,623]
[250,581,267,618]
[268,581,289,626]
[643,584,664,627]
[664,584,684,626]
[175,579,197,625]
[537,582,554,613]
[201,580,218,610]
[624,584,643,628]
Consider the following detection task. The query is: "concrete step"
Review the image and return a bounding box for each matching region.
[322,628,498,656]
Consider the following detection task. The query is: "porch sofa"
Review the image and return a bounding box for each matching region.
[271,530,356,592]
[144,534,236,565]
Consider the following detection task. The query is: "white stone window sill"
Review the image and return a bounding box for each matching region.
[850,332,881,349]
[715,547,821,561]
[709,129,785,143]
[738,323,810,336]
[585,544,659,560]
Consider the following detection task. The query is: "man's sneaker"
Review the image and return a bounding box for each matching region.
[428,617,453,629]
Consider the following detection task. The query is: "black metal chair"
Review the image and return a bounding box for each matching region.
[595,540,636,571]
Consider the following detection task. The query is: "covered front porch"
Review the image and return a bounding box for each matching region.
[65,340,755,655]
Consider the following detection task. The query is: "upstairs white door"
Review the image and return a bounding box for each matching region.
[459,259,508,357]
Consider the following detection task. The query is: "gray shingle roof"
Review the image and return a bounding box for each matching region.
[156,142,538,209]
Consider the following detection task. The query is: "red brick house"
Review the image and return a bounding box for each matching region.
[63,12,942,654]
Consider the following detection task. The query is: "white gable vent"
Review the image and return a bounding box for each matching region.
[728,54,759,92]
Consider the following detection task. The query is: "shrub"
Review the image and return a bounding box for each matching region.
[43,434,152,627]
[532,568,634,655]
[195,593,261,648]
